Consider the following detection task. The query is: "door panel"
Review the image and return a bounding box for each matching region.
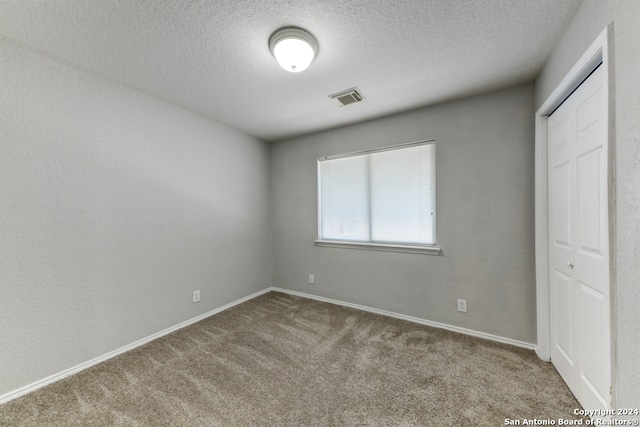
[552,162,571,248]
[578,281,608,409]
[576,148,603,255]
[548,64,610,412]
[552,270,574,374]
[576,91,601,133]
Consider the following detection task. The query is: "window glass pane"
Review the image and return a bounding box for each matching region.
[370,146,419,243]
[318,141,435,246]
[319,155,369,241]
[370,145,434,244]
[419,144,436,244]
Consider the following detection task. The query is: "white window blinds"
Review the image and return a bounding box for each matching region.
[318,141,436,246]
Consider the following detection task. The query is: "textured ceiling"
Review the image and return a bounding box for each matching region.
[0,0,583,141]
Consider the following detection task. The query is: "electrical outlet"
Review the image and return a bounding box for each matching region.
[193,290,200,303]
[308,274,315,284]
[457,299,467,313]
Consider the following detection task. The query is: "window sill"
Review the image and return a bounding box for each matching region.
[314,240,441,255]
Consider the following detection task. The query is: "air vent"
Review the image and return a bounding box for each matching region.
[329,87,364,107]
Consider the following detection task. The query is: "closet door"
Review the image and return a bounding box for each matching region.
[548,65,610,411]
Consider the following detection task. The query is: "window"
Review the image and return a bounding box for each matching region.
[316,140,439,254]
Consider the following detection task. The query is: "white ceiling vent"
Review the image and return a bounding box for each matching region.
[329,87,364,107]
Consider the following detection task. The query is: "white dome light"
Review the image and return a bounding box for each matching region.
[269,27,318,73]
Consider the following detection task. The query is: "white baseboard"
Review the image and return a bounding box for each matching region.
[1,286,536,405]
[0,288,272,405]
[271,287,536,351]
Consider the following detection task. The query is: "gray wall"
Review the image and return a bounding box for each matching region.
[271,84,536,344]
[535,0,640,411]
[0,38,271,398]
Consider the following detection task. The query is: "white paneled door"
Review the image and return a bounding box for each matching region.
[548,64,610,411]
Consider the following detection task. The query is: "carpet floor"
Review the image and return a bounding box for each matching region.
[0,291,586,426]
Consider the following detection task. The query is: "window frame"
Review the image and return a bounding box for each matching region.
[315,139,441,255]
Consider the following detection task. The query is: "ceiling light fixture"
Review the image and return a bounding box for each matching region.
[269,27,318,73]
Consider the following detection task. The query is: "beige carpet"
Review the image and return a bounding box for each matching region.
[1,291,586,426]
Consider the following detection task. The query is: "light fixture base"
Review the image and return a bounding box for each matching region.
[269,27,319,73]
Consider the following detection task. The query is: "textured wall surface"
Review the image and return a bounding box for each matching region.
[612,1,640,409]
[535,0,640,410]
[271,84,536,344]
[533,0,615,108]
[0,38,271,398]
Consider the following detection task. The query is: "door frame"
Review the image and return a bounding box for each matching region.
[534,25,615,403]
